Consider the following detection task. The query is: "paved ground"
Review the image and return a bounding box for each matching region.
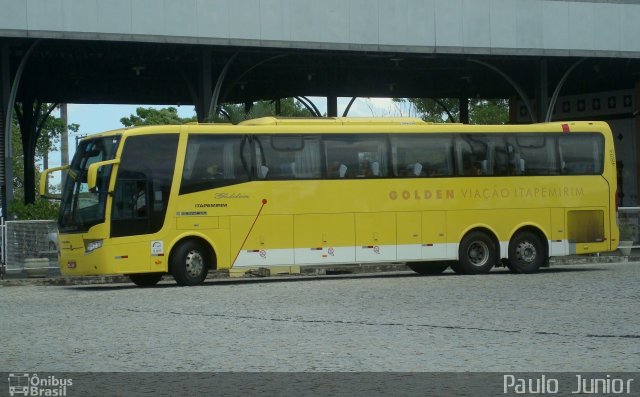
[1,262,638,372]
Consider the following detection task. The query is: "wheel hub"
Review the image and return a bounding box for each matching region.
[467,241,489,266]
[185,250,204,277]
[516,241,536,263]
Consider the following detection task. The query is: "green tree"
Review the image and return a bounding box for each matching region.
[216,98,313,124]
[120,107,197,126]
[469,99,510,124]
[10,104,69,218]
[397,98,509,124]
[8,197,59,220]
[121,100,313,127]
[12,103,70,202]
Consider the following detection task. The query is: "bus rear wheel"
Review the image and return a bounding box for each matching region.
[171,240,210,286]
[458,231,497,274]
[508,231,544,274]
[129,272,163,287]
[407,261,449,275]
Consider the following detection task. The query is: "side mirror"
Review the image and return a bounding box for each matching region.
[87,159,120,191]
[39,165,69,199]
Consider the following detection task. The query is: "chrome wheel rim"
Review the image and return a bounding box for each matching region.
[185,250,204,278]
[467,241,489,267]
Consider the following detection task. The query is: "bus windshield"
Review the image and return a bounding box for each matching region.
[59,136,120,233]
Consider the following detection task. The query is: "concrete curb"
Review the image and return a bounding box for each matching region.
[1,255,636,287]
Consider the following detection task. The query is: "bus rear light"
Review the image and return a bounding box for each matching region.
[562,123,570,133]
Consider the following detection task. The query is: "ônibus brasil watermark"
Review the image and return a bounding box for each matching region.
[8,373,72,397]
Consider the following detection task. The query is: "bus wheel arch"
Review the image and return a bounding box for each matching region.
[457,227,500,274]
[169,237,217,286]
[507,227,548,274]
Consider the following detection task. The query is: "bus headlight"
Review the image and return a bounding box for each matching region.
[85,239,103,254]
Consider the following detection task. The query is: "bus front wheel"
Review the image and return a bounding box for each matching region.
[129,272,163,287]
[171,240,210,286]
[407,261,449,275]
[508,231,544,274]
[458,231,497,274]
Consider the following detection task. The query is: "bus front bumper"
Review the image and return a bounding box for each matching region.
[58,239,118,276]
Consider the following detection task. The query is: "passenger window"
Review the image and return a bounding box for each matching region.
[324,135,389,178]
[180,135,249,194]
[455,135,490,176]
[508,135,558,175]
[558,134,603,175]
[391,135,453,177]
[255,135,321,180]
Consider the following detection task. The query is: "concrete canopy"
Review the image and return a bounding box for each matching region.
[3,38,640,110]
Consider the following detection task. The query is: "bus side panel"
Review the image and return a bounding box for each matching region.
[293,213,355,264]
[108,239,152,274]
[550,207,568,257]
[230,215,294,267]
[396,212,422,260]
[355,212,396,262]
[422,211,448,260]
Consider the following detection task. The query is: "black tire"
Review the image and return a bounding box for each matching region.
[508,231,545,274]
[129,272,163,287]
[171,240,210,286]
[407,261,449,275]
[458,231,497,274]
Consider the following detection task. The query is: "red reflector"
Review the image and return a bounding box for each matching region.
[562,123,570,133]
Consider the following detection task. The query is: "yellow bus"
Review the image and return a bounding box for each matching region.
[40,117,619,286]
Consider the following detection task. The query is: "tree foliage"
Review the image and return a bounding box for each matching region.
[396,98,509,124]
[8,198,59,220]
[120,107,197,126]
[12,104,74,200]
[121,99,313,127]
[217,98,313,124]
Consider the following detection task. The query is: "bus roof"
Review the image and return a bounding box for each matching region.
[77,119,612,144]
[239,116,429,126]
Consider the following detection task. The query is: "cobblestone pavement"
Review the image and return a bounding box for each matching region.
[1,262,638,372]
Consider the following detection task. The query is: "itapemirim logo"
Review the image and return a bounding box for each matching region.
[8,373,72,396]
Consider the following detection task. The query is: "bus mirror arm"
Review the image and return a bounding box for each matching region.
[87,159,120,191]
[39,165,69,199]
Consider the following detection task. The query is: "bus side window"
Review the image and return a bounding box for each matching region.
[256,135,321,180]
[456,138,476,176]
[558,134,603,175]
[181,134,249,193]
[509,135,558,175]
[391,135,452,178]
[456,134,494,176]
[324,134,388,179]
